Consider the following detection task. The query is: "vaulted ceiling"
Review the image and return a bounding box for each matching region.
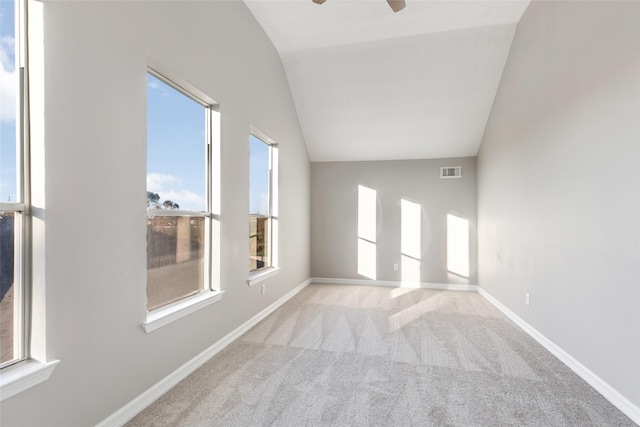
[244,0,531,162]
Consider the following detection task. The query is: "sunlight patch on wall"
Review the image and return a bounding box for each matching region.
[358,185,376,242]
[357,185,377,280]
[401,199,421,286]
[447,213,469,277]
[357,239,377,280]
[401,255,420,286]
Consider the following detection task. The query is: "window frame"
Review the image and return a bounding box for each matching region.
[247,127,279,286]
[0,0,59,402]
[1,0,29,372]
[143,64,222,333]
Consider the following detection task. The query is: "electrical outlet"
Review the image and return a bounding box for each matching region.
[261,283,266,295]
[393,264,399,271]
[525,293,530,306]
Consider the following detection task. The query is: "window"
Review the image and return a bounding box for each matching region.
[0,0,58,401]
[1,0,26,369]
[249,129,278,280]
[146,68,220,321]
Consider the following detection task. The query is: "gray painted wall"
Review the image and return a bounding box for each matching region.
[478,0,640,409]
[311,158,477,285]
[1,2,310,426]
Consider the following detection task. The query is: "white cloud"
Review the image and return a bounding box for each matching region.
[147,172,204,211]
[259,192,269,216]
[250,191,269,216]
[0,36,14,68]
[147,78,172,97]
[147,172,178,192]
[0,36,16,123]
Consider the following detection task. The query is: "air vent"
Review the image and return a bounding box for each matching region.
[441,166,462,179]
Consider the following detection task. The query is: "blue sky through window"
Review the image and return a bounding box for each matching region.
[1,9,265,212]
[0,0,17,203]
[249,134,269,216]
[146,73,206,212]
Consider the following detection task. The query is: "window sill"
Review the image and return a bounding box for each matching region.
[0,359,60,402]
[247,267,280,287]
[143,290,225,333]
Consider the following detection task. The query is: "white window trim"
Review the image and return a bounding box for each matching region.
[143,290,225,333]
[143,62,222,332]
[248,127,279,282]
[0,359,60,402]
[0,1,59,401]
[247,266,280,287]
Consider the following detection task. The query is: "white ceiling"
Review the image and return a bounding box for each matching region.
[244,0,531,162]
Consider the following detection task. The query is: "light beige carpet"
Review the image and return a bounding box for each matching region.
[127,284,634,426]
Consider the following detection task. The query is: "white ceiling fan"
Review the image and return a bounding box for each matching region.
[312,0,406,13]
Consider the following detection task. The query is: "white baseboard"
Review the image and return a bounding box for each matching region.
[97,278,312,427]
[311,277,478,292]
[477,287,640,426]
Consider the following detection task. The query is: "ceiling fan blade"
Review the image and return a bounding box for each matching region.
[387,0,405,13]
[312,0,327,4]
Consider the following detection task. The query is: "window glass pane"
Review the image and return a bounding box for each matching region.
[249,216,269,271]
[249,135,269,216]
[0,211,18,364]
[249,135,271,271]
[0,0,22,368]
[146,74,206,212]
[146,73,208,311]
[0,0,18,203]
[146,216,205,310]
